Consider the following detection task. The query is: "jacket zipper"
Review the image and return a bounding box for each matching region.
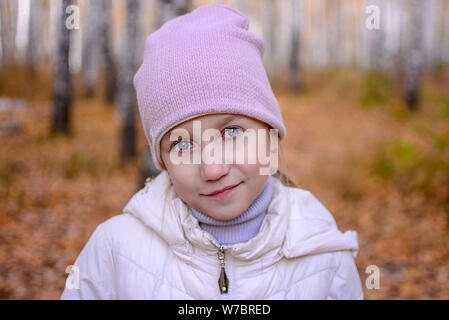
[217,245,229,294]
[216,244,234,299]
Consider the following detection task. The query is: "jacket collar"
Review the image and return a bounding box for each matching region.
[122,171,359,261]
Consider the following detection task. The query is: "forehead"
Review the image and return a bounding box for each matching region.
[173,113,240,130]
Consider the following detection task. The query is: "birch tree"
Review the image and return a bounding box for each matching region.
[0,0,18,67]
[404,0,426,110]
[118,0,140,161]
[290,0,302,90]
[364,0,386,69]
[51,0,73,133]
[326,0,341,66]
[27,0,42,75]
[262,0,278,74]
[81,0,100,98]
[98,0,116,104]
[384,0,402,70]
[157,0,192,28]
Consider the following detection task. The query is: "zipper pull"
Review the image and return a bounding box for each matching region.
[217,245,229,294]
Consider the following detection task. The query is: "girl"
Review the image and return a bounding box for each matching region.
[60,4,363,300]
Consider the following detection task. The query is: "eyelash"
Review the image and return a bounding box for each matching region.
[170,126,243,152]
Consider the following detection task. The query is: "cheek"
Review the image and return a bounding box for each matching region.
[167,165,198,198]
[235,158,261,180]
[240,171,268,203]
[241,133,271,168]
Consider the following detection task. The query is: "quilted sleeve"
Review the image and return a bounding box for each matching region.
[327,251,364,300]
[60,223,115,300]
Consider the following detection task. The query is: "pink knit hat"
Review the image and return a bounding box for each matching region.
[133,4,286,171]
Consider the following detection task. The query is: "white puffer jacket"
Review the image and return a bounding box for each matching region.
[60,171,363,300]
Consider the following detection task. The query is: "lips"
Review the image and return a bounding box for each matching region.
[204,182,242,196]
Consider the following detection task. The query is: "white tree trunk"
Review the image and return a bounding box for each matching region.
[82,0,102,98]
[0,0,18,66]
[361,0,386,69]
[383,0,402,70]
[262,0,277,73]
[326,0,342,67]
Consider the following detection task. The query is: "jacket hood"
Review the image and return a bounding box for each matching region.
[122,171,359,261]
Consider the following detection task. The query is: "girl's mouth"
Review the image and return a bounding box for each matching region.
[204,182,242,199]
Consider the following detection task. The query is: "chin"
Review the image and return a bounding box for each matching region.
[216,206,248,221]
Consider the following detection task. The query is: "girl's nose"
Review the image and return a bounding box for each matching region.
[200,163,231,182]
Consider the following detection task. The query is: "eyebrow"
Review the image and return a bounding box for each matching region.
[218,114,240,127]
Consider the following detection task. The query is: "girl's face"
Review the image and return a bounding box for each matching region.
[160,114,273,221]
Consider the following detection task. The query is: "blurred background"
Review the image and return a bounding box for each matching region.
[0,0,448,299]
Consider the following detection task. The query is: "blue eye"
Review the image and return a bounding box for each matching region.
[224,126,243,138]
[172,140,193,152]
[170,126,243,152]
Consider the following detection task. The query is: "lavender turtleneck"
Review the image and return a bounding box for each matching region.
[189,175,273,246]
